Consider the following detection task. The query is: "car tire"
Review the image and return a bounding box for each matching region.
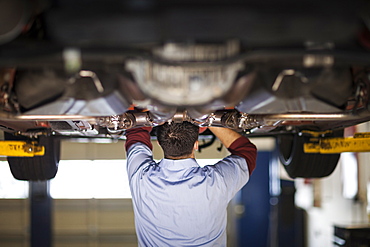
[277,130,343,178]
[4,132,60,181]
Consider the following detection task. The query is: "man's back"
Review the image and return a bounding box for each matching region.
[125,124,256,246]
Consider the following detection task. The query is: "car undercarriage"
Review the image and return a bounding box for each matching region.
[1,0,370,180]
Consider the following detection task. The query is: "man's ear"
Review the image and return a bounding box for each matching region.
[194,140,199,151]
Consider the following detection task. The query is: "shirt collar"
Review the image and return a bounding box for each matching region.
[159,158,200,169]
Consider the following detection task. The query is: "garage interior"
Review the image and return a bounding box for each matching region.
[0,122,369,247]
[0,0,370,246]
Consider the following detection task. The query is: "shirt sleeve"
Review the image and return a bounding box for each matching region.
[125,127,154,179]
[125,127,153,151]
[212,136,257,201]
[227,136,257,175]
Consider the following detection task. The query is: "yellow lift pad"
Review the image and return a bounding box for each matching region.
[304,132,370,154]
[0,141,45,157]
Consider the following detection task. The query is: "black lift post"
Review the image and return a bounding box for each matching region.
[30,181,52,247]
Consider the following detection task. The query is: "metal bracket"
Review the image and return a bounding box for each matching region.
[271,69,308,91]
[304,132,370,154]
[0,141,45,157]
[68,70,104,93]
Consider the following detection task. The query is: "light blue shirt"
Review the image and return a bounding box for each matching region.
[127,142,250,247]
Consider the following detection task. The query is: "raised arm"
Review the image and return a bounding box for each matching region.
[208,127,243,148]
[125,127,153,151]
[125,127,154,179]
[209,127,257,175]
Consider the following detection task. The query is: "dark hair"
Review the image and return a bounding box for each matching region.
[156,121,199,158]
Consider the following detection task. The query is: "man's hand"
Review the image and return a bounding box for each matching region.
[208,127,243,149]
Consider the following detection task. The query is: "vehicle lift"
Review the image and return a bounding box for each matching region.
[0,140,50,247]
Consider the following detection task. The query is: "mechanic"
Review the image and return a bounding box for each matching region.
[125,121,257,246]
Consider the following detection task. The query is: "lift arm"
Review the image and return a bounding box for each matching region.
[0,141,45,157]
[304,132,370,154]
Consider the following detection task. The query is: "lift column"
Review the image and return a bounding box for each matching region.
[30,181,52,247]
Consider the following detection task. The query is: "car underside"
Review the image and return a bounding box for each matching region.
[1,0,370,180]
